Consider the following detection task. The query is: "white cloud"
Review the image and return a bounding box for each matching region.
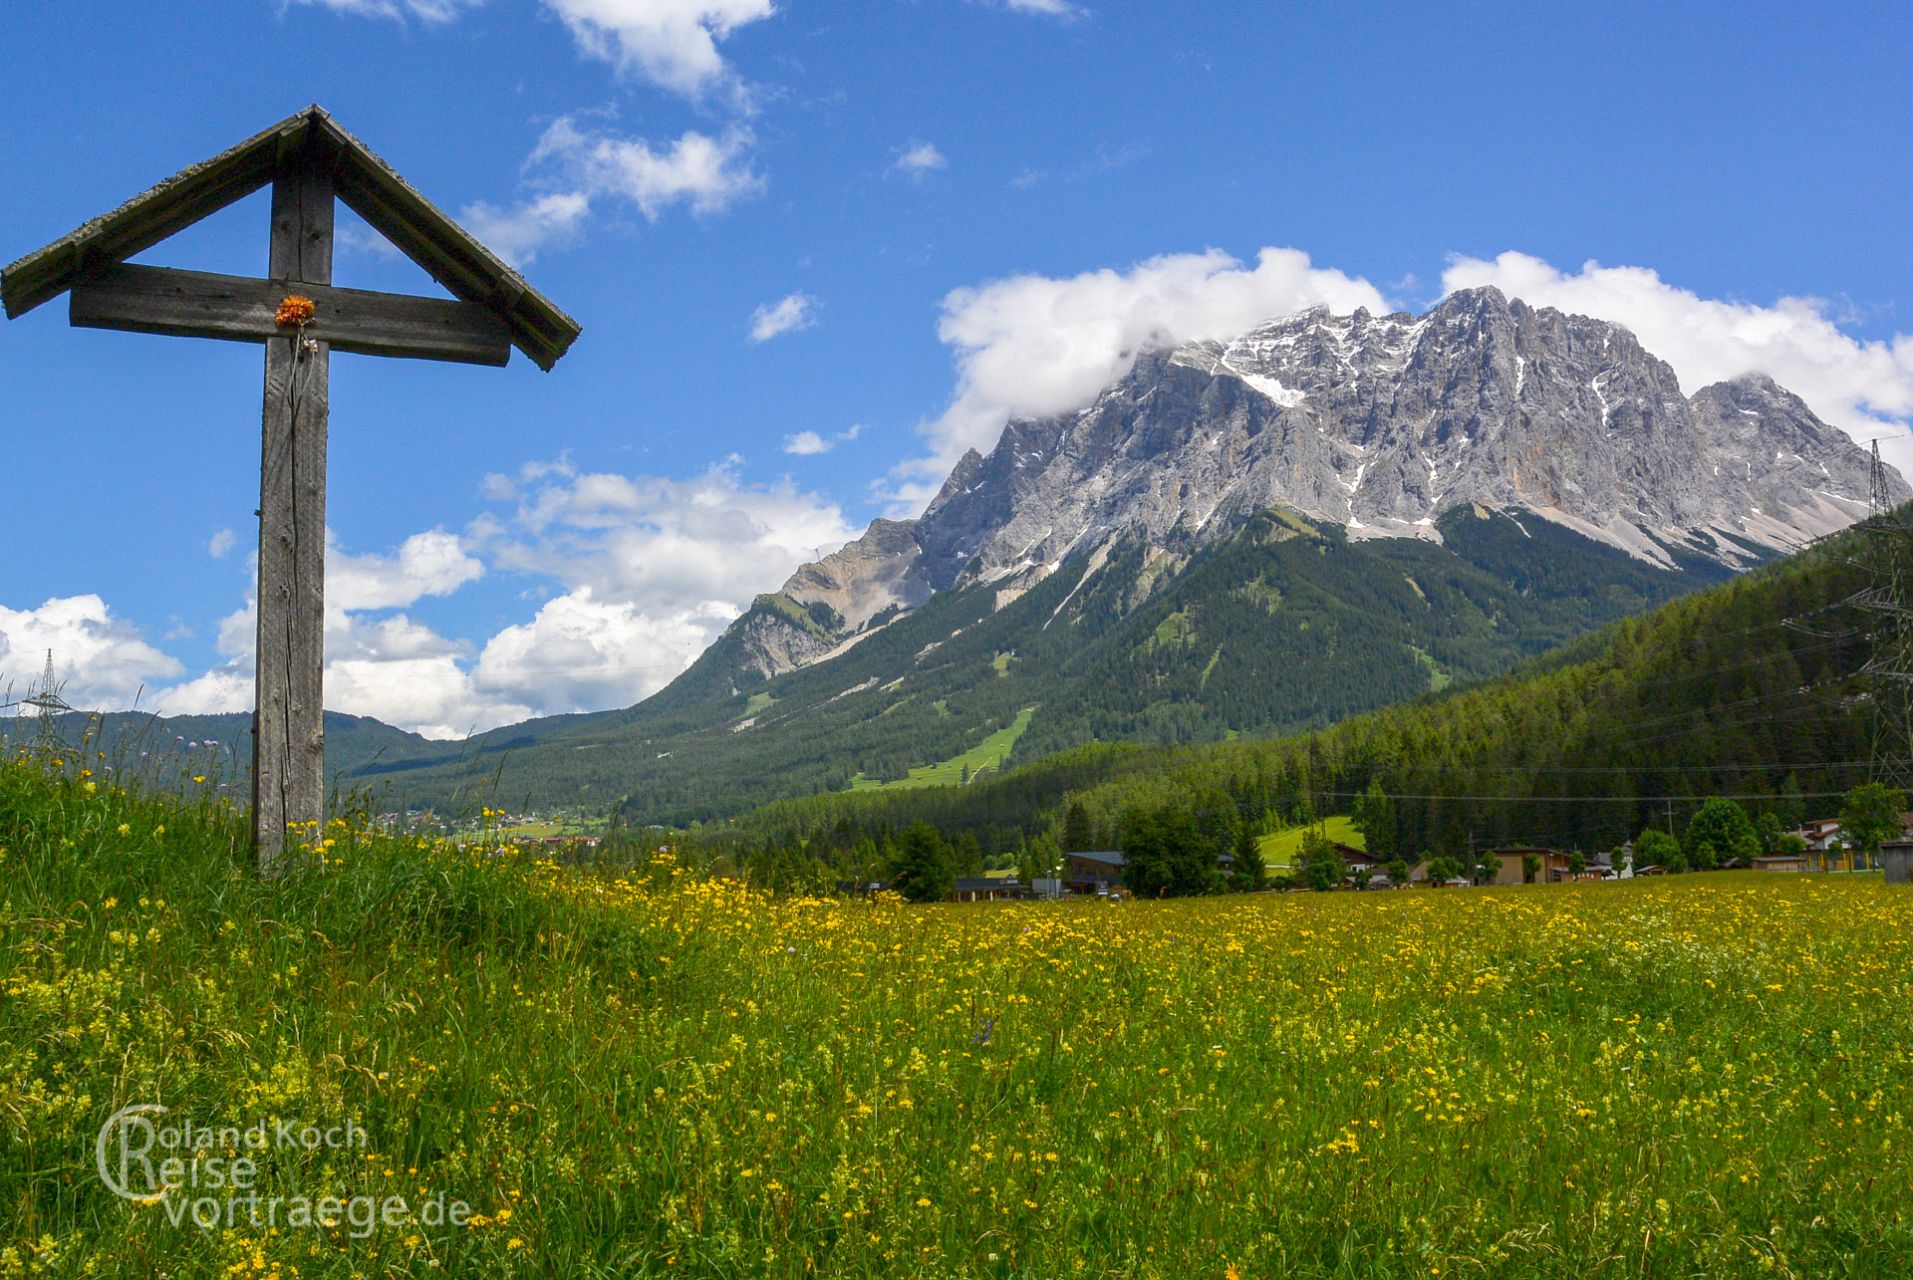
[470,116,764,263]
[0,596,183,712]
[290,0,774,103]
[540,0,775,101]
[328,530,485,612]
[890,141,947,181]
[147,668,254,719]
[749,292,817,343]
[151,462,862,734]
[471,457,859,711]
[471,591,727,716]
[457,192,591,268]
[147,592,537,740]
[999,0,1084,18]
[534,116,764,218]
[324,612,534,740]
[486,457,858,605]
[782,423,861,455]
[1442,251,1913,481]
[147,530,502,736]
[287,0,479,22]
[208,529,237,559]
[896,246,1388,505]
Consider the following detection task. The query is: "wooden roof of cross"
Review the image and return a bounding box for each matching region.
[1,104,580,370]
[1,107,584,873]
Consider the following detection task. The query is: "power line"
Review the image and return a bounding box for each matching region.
[1320,790,1856,803]
[1382,761,1873,775]
[1859,446,1913,790]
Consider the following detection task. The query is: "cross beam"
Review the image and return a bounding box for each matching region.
[71,264,512,365]
[3,106,582,876]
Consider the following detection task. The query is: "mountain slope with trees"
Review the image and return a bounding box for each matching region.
[714,509,1902,880]
[343,504,1728,821]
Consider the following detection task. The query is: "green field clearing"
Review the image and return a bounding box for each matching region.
[847,707,1036,791]
[1257,814,1365,866]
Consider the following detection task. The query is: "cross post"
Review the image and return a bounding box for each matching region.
[1,106,580,877]
[254,148,334,873]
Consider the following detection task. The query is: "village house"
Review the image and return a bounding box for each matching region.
[953,876,1025,903]
[1332,844,1441,888]
[1483,849,1534,886]
[1490,847,1571,883]
[1059,849,1236,896]
[1063,851,1127,896]
[1790,818,1845,852]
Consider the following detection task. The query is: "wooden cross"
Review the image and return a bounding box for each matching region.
[2,106,581,874]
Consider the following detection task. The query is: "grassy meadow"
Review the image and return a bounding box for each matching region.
[5,751,1913,1278]
[1257,816,1366,868]
[847,708,1037,792]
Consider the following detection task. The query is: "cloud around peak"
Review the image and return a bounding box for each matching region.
[889,244,1913,512]
[890,246,1389,506]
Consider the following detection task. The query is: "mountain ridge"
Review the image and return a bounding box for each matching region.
[739,286,1887,685]
[43,288,1900,827]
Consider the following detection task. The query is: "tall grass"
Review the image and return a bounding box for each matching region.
[4,749,1913,1277]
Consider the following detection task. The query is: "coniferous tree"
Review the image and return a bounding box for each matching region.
[1296,827,1343,893]
[1062,802,1094,853]
[1231,817,1267,891]
[891,822,954,902]
[1353,780,1396,862]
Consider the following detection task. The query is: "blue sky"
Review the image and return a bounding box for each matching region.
[4,0,1911,735]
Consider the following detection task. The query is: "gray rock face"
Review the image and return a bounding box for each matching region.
[778,518,931,632]
[728,607,844,684]
[767,286,1900,667]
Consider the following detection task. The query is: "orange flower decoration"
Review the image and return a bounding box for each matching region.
[276,295,316,328]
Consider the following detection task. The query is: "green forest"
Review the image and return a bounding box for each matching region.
[705,513,1893,885]
[328,505,1728,821]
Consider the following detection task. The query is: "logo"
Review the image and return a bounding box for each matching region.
[96,1102,176,1202]
[93,1103,471,1236]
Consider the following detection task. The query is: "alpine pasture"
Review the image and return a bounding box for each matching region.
[4,752,1912,1278]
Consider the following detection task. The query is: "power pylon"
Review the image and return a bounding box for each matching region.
[1,650,76,751]
[1859,441,1913,790]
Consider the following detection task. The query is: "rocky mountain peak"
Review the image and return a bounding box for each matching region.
[767,290,1901,666]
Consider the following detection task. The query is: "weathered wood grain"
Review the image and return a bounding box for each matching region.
[6,104,579,368]
[254,157,333,876]
[2,116,288,319]
[69,264,512,366]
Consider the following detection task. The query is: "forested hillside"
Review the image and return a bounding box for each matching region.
[716,513,1889,872]
[351,506,1723,820]
[0,710,446,797]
